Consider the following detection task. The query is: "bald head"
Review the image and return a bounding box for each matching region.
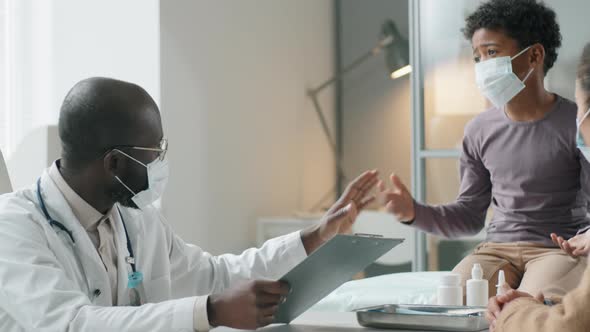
[58,77,162,170]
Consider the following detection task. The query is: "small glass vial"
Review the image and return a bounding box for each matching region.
[437,274,463,306]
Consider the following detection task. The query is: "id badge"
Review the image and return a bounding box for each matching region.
[129,287,142,306]
[128,271,144,306]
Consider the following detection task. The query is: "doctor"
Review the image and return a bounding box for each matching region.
[0,77,379,332]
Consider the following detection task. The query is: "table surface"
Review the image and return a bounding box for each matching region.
[212,311,489,332]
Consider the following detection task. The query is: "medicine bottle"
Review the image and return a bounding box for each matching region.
[466,263,488,306]
[437,274,463,306]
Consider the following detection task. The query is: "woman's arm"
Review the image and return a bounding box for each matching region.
[495,261,590,332]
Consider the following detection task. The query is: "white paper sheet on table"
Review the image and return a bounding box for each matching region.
[309,271,449,312]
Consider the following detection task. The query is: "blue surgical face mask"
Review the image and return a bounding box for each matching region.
[577,108,590,161]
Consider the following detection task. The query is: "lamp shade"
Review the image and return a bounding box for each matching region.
[381,19,411,79]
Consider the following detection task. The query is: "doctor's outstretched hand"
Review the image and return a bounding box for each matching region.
[301,170,379,255]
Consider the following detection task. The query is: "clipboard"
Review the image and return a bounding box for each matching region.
[274,234,404,324]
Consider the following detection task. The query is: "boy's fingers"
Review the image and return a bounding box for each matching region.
[390,174,407,194]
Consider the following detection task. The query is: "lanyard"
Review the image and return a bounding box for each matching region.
[116,206,143,289]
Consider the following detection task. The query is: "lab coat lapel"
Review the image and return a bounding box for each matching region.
[39,170,113,306]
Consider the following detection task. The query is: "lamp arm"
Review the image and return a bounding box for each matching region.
[308,92,337,153]
[308,35,393,96]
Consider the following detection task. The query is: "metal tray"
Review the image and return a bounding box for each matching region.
[356,304,489,331]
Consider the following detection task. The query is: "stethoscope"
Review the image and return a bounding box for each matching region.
[35,178,144,303]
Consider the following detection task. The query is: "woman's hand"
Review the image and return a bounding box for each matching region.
[551,231,590,257]
[486,289,544,332]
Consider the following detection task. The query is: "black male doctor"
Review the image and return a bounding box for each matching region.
[0,77,379,332]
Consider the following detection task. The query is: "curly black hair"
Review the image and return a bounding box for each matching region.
[463,0,562,75]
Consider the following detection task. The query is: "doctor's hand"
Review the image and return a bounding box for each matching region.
[208,280,290,329]
[301,170,379,255]
[551,232,590,257]
[378,173,415,223]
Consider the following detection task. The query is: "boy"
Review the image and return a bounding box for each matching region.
[380,0,587,300]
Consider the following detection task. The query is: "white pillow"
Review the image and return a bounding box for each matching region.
[309,271,449,312]
[0,149,11,194]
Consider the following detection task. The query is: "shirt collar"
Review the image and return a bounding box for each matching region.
[48,160,109,231]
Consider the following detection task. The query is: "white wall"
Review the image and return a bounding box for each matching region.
[160,0,336,254]
[3,0,160,189]
[50,0,160,107]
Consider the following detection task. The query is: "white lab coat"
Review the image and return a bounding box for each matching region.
[0,169,307,331]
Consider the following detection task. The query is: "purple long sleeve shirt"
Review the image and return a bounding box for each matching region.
[413,96,590,246]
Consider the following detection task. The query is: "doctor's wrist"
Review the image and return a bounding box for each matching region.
[300,225,323,255]
[207,295,219,327]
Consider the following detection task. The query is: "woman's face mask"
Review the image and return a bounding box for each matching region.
[577,108,590,162]
[475,46,534,108]
[113,150,170,210]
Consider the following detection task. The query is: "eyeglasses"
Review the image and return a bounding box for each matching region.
[109,138,168,161]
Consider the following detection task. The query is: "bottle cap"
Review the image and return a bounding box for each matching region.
[496,270,507,295]
[440,274,461,286]
[472,263,483,280]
